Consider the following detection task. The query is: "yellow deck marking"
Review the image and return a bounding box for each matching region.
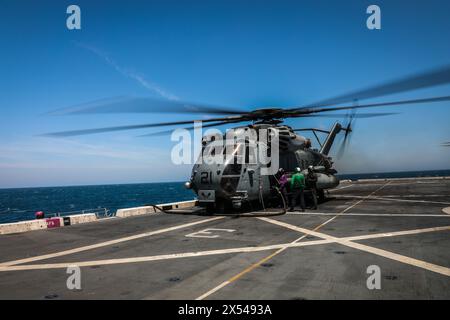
[0,225,448,273]
[0,239,333,272]
[0,216,223,267]
[196,182,391,300]
[260,218,450,277]
[2,180,448,299]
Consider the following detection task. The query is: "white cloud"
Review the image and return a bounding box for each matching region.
[0,137,192,187]
[75,42,179,101]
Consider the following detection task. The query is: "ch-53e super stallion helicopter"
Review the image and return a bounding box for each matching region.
[45,65,450,212]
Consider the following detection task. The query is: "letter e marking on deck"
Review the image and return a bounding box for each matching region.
[186,228,236,239]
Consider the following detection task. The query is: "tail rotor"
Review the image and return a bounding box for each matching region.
[337,111,356,159]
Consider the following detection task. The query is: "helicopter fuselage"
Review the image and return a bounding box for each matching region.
[186,123,341,210]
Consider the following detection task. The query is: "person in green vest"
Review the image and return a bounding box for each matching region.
[290,167,306,212]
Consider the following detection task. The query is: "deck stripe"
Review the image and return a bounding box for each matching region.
[334,195,450,205]
[0,225,448,272]
[286,212,450,217]
[0,239,333,272]
[260,217,450,276]
[196,182,391,300]
[332,184,354,191]
[0,216,223,267]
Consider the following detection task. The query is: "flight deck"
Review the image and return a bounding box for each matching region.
[0,176,449,299]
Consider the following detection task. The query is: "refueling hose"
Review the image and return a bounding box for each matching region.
[146,172,287,217]
[150,175,287,217]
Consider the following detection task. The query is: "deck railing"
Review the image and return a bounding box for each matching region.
[49,208,112,219]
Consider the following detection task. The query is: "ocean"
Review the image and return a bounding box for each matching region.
[0,182,196,224]
[1,169,449,224]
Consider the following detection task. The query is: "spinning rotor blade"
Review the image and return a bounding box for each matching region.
[283,95,450,120]
[47,96,248,116]
[42,116,245,137]
[41,64,450,138]
[337,112,356,159]
[286,95,450,116]
[294,112,398,118]
[293,112,396,134]
[299,65,450,108]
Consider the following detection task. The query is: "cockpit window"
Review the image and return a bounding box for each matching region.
[201,140,257,168]
[223,144,243,176]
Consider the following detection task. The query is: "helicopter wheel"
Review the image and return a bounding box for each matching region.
[318,189,326,203]
[205,203,216,214]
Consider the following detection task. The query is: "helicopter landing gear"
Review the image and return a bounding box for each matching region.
[204,202,217,214]
[318,189,326,203]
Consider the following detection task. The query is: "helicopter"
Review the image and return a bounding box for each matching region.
[184,119,354,211]
[44,65,450,212]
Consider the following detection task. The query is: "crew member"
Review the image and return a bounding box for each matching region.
[306,165,318,210]
[276,168,289,207]
[305,138,312,149]
[290,167,305,212]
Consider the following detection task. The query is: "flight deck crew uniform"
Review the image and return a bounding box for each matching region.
[306,170,318,210]
[278,173,289,206]
[290,172,306,211]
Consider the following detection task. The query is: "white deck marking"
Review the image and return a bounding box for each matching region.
[286,212,450,217]
[260,217,450,276]
[0,225,448,272]
[343,225,450,241]
[195,232,313,300]
[0,216,224,267]
[334,195,450,205]
[310,181,392,229]
[332,184,354,191]
[0,239,333,272]
[185,228,235,238]
[196,182,391,299]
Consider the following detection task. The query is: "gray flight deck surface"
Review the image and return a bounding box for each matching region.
[0,177,449,299]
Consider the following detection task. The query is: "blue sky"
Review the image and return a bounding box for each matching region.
[1,0,449,188]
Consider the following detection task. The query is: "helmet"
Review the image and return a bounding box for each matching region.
[308,165,314,172]
[278,168,284,173]
[295,167,301,172]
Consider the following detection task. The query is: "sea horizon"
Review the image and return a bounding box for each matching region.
[1,168,449,190]
[1,169,449,224]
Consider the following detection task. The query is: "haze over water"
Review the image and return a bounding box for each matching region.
[1,170,449,224]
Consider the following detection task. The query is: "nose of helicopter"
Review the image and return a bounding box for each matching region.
[184,181,192,189]
[190,163,221,204]
[190,160,243,205]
